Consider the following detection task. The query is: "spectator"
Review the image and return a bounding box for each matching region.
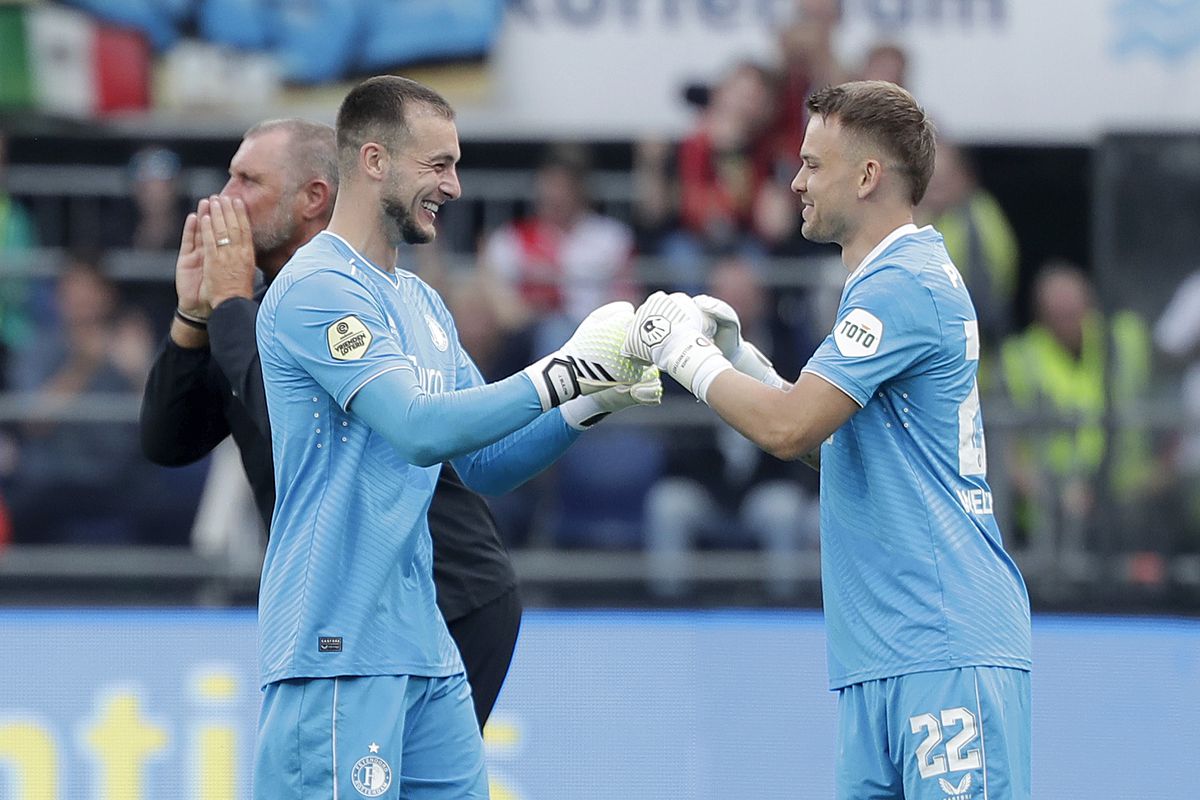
[859,42,909,86]
[919,139,1020,366]
[644,257,819,597]
[0,130,38,382]
[769,0,848,173]
[630,137,679,260]
[6,256,199,544]
[999,263,1162,567]
[127,146,186,251]
[1154,268,1200,552]
[0,131,36,252]
[479,144,636,361]
[665,60,799,288]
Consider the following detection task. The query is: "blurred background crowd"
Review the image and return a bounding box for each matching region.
[1,0,1199,611]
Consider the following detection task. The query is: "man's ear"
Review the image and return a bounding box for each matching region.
[301,178,333,221]
[858,158,884,199]
[360,142,387,181]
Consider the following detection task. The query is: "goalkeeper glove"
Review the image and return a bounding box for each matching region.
[522,301,648,412]
[622,291,733,402]
[560,364,663,429]
[693,294,788,389]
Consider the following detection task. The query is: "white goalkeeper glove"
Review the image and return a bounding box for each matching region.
[560,364,663,430]
[522,301,648,412]
[622,291,733,402]
[693,294,788,390]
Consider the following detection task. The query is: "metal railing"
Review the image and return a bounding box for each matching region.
[3,162,1199,610]
[0,397,1197,610]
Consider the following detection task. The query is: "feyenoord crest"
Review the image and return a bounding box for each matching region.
[424,313,449,352]
[351,744,392,797]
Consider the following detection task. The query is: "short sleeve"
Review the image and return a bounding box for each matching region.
[803,267,939,406]
[272,269,415,410]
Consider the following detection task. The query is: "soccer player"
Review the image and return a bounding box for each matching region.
[140,119,524,729]
[247,76,654,799]
[624,81,1032,798]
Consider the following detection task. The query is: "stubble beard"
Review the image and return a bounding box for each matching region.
[252,197,299,264]
[382,196,433,246]
[800,209,847,247]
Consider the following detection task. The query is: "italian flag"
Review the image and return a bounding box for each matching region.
[0,2,149,117]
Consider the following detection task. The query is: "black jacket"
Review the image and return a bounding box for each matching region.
[139,292,517,621]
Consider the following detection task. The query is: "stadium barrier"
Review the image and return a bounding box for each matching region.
[1,608,1197,799]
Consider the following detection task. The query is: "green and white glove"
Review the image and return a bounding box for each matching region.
[560,364,663,429]
[693,294,788,390]
[622,291,733,402]
[522,301,648,412]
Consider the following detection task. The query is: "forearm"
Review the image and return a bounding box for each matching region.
[208,296,270,438]
[139,339,230,464]
[350,370,546,468]
[706,370,810,459]
[704,370,833,462]
[452,410,580,495]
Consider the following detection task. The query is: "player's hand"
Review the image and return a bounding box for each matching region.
[521,301,648,412]
[199,195,256,310]
[175,198,209,318]
[622,291,732,401]
[560,364,663,429]
[693,294,788,389]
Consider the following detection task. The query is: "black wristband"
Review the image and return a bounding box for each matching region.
[175,307,209,330]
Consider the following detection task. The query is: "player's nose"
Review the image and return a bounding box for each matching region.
[791,169,806,195]
[441,168,461,201]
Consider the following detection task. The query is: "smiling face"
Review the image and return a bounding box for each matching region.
[380,110,461,245]
[791,114,862,246]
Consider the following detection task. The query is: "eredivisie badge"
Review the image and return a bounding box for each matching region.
[351,743,392,797]
[327,315,372,361]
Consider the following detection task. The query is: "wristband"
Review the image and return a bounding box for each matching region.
[175,307,209,330]
[521,353,580,411]
[659,334,733,403]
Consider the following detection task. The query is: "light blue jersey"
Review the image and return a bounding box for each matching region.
[803,224,1031,690]
[255,231,478,686]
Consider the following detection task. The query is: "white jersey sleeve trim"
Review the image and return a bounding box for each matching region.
[801,366,866,408]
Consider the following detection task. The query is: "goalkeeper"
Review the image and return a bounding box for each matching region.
[623,81,1031,800]
[251,76,656,800]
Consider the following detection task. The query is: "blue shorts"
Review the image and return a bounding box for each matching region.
[254,673,488,799]
[835,666,1030,800]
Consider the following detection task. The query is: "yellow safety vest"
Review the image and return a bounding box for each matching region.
[1001,309,1153,497]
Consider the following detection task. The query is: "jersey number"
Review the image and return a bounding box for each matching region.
[909,707,983,779]
[958,321,987,476]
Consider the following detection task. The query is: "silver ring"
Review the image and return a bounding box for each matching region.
[216,237,231,247]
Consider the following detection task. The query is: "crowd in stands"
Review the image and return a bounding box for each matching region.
[1,0,1198,598]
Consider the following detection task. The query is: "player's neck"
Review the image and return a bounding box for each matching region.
[328,192,398,273]
[841,208,916,272]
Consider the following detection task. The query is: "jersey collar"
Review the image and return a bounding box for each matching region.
[319,230,402,289]
[847,223,928,283]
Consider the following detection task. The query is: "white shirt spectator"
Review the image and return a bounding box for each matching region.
[1155,270,1200,470]
[482,211,634,325]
